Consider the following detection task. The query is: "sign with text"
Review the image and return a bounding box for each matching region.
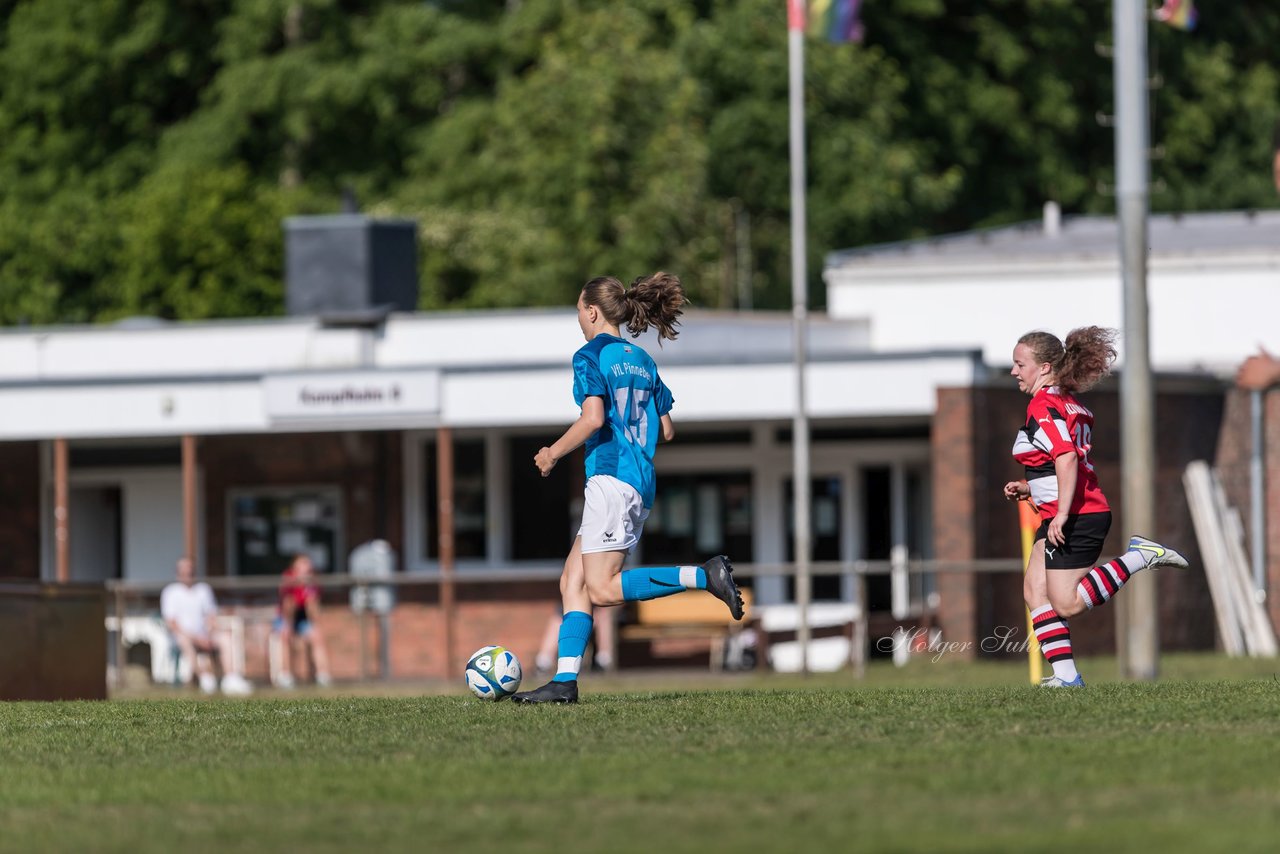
[264,370,440,422]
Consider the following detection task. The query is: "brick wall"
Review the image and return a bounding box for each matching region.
[0,442,40,579]
[200,431,403,576]
[235,579,559,683]
[932,388,979,650]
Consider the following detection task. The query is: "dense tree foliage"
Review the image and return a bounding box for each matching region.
[1,0,1276,324]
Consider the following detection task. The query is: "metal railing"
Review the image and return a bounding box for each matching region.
[102,557,1028,690]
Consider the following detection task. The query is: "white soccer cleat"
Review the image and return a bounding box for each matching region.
[315,672,333,688]
[198,673,218,694]
[1040,674,1086,688]
[1128,535,1189,570]
[275,672,296,690]
[220,673,253,696]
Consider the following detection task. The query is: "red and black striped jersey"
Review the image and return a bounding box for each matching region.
[1011,386,1110,520]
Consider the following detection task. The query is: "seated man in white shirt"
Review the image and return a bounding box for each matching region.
[159,557,252,696]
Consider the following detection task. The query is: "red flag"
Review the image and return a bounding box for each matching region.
[788,0,806,33]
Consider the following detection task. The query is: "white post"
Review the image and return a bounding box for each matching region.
[787,0,812,673]
[890,464,909,621]
[1113,0,1158,679]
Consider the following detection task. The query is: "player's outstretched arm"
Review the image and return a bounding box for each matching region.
[536,397,606,476]
[660,413,675,443]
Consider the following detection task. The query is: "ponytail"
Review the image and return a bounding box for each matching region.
[623,272,684,342]
[581,271,686,343]
[1020,326,1117,393]
[1059,326,1117,393]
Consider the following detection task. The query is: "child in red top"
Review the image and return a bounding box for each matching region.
[279,559,319,613]
[1003,328,1187,687]
[273,554,332,688]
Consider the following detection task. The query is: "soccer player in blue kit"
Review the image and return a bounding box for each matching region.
[513,273,744,704]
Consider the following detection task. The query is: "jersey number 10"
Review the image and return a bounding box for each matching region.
[1073,422,1095,471]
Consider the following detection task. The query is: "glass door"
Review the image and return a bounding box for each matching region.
[857,463,932,616]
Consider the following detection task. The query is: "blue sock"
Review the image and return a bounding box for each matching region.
[620,565,707,602]
[553,610,593,683]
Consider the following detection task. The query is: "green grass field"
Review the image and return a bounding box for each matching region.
[3,655,1278,853]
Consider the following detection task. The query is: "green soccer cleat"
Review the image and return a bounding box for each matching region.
[1128,535,1189,570]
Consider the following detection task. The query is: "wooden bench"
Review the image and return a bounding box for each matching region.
[619,589,755,672]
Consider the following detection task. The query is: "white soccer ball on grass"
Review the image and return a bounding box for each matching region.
[464,645,522,700]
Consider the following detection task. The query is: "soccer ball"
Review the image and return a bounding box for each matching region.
[464,645,522,700]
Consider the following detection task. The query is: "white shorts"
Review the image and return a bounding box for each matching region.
[577,475,649,554]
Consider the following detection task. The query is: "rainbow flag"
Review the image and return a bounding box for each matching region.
[807,0,865,44]
[1155,0,1197,32]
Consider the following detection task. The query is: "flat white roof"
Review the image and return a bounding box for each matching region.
[0,308,981,440]
[0,308,876,382]
[823,209,1280,375]
[826,209,1280,271]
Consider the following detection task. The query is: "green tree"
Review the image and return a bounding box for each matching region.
[0,0,228,322]
[400,0,720,309]
[155,0,503,195]
[2,0,1279,324]
[101,165,317,320]
[1148,7,1280,211]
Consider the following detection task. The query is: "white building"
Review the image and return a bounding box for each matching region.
[825,207,1280,374]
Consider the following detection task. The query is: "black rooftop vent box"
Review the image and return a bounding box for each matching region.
[284,214,418,320]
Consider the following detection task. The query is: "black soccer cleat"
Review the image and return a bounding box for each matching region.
[703,555,744,621]
[512,679,579,705]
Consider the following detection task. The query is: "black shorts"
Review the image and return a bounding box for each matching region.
[1034,511,1112,569]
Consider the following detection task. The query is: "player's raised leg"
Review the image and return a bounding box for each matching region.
[568,476,742,616]
[1126,535,1189,571]
[1056,535,1188,616]
[616,555,744,620]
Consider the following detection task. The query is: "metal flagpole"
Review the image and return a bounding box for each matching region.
[1113,0,1159,679]
[787,0,812,673]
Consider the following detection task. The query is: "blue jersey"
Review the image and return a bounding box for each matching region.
[572,333,674,508]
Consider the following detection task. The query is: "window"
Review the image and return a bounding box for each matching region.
[229,487,342,575]
[905,466,934,606]
[785,476,844,601]
[421,438,487,560]
[508,437,579,561]
[858,464,932,613]
[861,467,892,611]
[643,473,753,574]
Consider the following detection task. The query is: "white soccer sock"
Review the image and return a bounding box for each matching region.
[1119,550,1147,573]
[1051,659,1079,681]
[1031,604,1078,681]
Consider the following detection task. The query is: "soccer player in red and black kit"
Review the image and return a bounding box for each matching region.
[1003,328,1187,687]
